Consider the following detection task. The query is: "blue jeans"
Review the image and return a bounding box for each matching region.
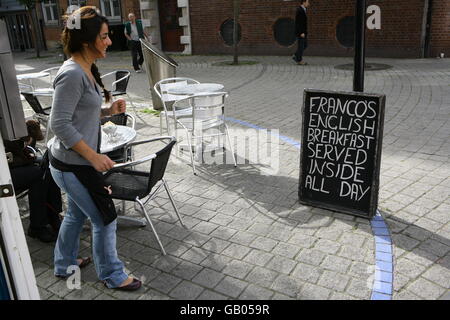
[50,165,128,288]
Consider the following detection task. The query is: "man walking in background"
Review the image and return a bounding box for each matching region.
[124,13,149,73]
[293,0,310,65]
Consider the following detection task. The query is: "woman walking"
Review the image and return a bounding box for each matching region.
[49,6,141,291]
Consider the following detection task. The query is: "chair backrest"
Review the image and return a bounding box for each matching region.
[21,93,49,115]
[148,138,176,192]
[114,70,130,93]
[154,77,200,103]
[101,113,127,126]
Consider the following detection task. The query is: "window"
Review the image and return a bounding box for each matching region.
[100,0,121,20]
[41,0,58,25]
[67,0,87,8]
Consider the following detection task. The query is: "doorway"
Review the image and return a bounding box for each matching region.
[1,13,33,51]
[158,0,184,52]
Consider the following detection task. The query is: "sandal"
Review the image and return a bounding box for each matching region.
[104,278,142,291]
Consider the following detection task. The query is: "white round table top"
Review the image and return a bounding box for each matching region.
[47,125,136,154]
[167,83,224,95]
[16,72,50,80]
[101,125,137,153]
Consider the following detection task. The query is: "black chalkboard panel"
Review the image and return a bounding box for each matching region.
[299,89,386,218]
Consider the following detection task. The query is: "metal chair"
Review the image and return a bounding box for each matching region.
[101,70,136,112]
[21,92,52,144]
[103,136,184,255]
[100,112,136,163]
[171,92,237,175]
[32,66,60,95]
[153,77,200,136]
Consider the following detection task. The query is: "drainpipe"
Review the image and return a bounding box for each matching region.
[421,0,433,58]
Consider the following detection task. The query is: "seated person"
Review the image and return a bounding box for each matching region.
[4,120,62,243]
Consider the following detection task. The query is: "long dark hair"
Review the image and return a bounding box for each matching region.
[61,6,111,102]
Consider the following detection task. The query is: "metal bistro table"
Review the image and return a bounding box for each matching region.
[47,125,137,153]
[17,72,50,92]
[167,83,224,96]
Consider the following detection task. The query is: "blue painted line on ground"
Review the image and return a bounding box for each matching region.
[375,270,393,283]
[223,117,394,300]
[372,227,391,236]
[374,235,392,245]
[371,292,391,300]
[376,251,393,262]
[225,117,302,149]
[376,243,392,254]
[373,281,393,295]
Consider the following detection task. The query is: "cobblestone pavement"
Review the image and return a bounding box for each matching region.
[13,51,450,300]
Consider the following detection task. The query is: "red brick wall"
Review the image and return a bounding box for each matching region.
[429,0,450,57]
[189,0,448,58]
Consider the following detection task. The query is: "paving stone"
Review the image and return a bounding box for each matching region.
[345,278,371,299]
[395,258,428,279]
[298,283,331,300]
[317,271,351,292]
[313,239,342,255]
[201,238,231,254]
[197,290,229,300]
[291,262,323,283]
[214,276,248,298]
[392,234,421,251]
[250,236,278,252]
[229,231,258,246]
[169,281,204,300]
[265,256,297,275]
[134,265,162,283]
[271,274,304,298]
[192,268,225,289]
[243,249,274,267]
[421,265,450,289]
[271,242,301,259]
[170,261,203,281]
[419,239,450,257]
[65,285,102,300]
[239,284,274,300]
[407,278,447,300]
[393,273,412,292]
[245,266,279,289]
[321,255,352,274]
[148,273,182,294]
[296,248,327,266]
[222,243,252,260]
[199,253,233,272]
[393,290,422,300]
[180,247,210,264]
[210,226,238,241]
[222,260,254,279]
[287,233,317,248]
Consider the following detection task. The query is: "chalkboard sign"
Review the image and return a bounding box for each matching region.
[299,89,385,218]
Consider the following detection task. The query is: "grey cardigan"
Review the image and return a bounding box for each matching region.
[50,59,103,166]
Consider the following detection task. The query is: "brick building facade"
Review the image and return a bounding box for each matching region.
[188,0,450,58]
[38,0,141,50]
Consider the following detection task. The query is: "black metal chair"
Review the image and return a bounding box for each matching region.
[103,136,184,255]
[101,70,136,112]
[101,112,136,163]
[21,92,52,143]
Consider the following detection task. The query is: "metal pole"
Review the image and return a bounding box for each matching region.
[353,0,366,92]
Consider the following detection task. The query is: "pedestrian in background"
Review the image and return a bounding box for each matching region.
[293,0,310,65]
[124,13,149,73]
